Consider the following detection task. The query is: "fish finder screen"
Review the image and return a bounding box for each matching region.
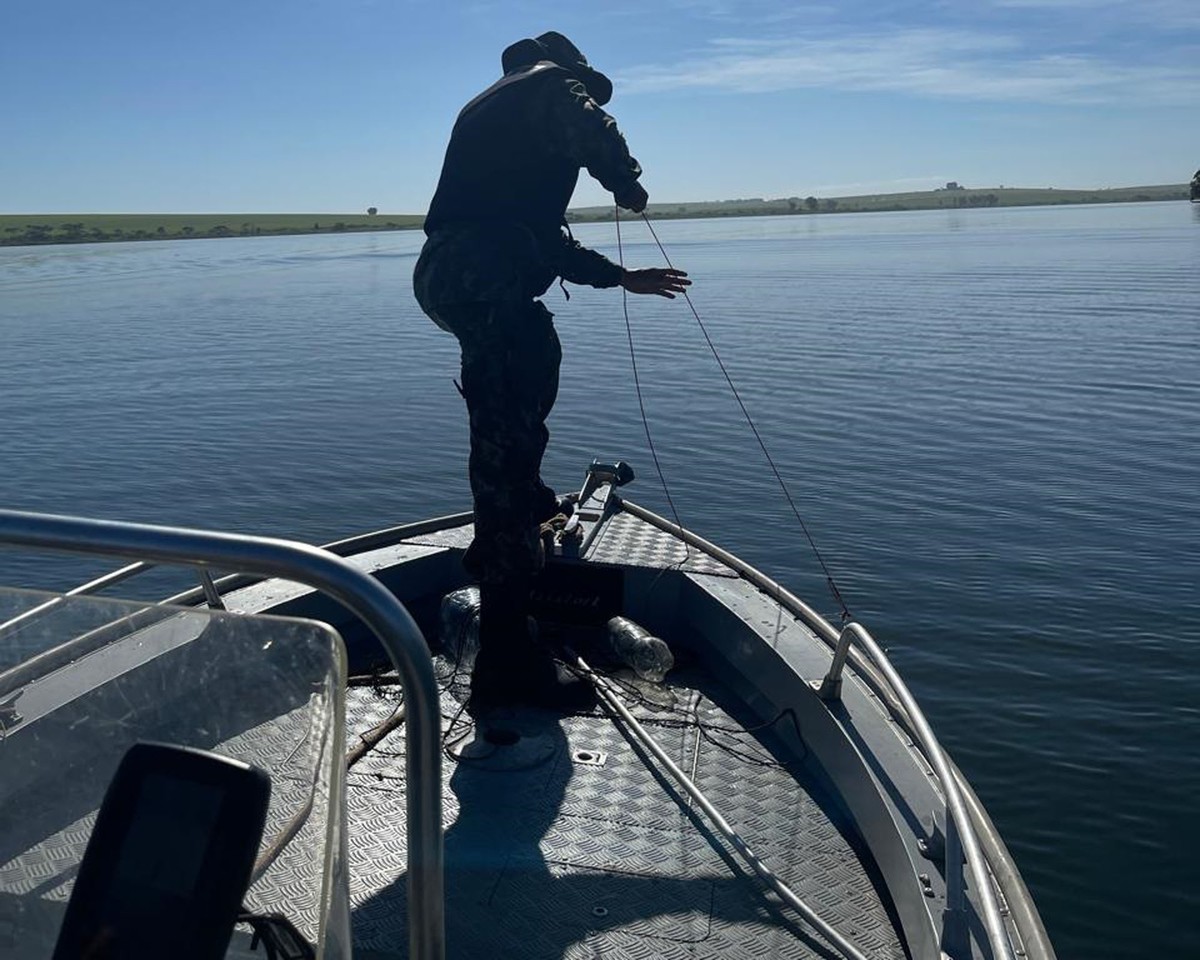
[53,744,271,960]
[108,773,224,902]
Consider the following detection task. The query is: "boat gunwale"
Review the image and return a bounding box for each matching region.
[615,495,1052,960]
[0,498,1053,959]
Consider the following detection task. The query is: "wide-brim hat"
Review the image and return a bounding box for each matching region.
[501,31,613,106]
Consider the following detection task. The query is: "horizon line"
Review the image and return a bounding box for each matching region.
[0,180,1190,219]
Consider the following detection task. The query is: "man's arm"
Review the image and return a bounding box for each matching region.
[544,75,687,296]
[557,235,691,297]
[557,236,624,288]
[545,77,647,211]
[556,237,689,297]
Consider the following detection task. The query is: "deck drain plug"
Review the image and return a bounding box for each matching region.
[573,749,607,767]
[592,906,609,918]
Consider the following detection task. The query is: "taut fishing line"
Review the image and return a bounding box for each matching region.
[614,204,692,567]
[623,209,853,623]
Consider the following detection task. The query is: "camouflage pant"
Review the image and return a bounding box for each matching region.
[433,300,561,589]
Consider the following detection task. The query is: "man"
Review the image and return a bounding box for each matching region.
[413,31,689,713]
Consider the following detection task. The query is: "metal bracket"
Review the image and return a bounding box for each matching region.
[918,808,947,863]
[0,692,22,727]
[199,569,227,610]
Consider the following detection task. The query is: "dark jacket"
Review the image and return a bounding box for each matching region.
[415,62,642,312]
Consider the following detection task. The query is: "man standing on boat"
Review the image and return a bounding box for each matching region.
[413,31,688,713]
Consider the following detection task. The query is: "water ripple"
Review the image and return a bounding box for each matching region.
[1,203,1198,957]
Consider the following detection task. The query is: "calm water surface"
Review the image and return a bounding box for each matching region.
[2,203,1198,957]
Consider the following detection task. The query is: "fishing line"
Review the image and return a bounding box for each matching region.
[637,212,852,623]
[614,204,691,566]
[580,662,809,769]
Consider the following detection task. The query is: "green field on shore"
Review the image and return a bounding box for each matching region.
[2,183,1189,247]
[0,212,423,247]
[568,182,1190,222]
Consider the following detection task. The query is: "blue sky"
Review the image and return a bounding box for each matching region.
[2,0,1197,213]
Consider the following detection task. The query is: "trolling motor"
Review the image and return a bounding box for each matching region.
[576,459,635,506]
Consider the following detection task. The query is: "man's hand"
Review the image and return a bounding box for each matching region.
[615,182,649,213]
[620,267,691,299]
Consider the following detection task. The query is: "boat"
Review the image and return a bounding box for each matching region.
[0,459,1055,959]
[1191,171,1200,202]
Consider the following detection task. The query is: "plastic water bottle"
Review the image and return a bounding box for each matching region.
[606,616,674,683]
[440,587,481,666]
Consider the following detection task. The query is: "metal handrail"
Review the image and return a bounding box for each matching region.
[817,622,870,701]
[0,511,477,638]
[0,560,153,638]
[0,512,479,695]
[0,566,228,698]
[821,622,1011,959]
[617,497,1015,960]
[0,509,445,960]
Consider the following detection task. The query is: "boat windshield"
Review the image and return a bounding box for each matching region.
[0,586,350,959]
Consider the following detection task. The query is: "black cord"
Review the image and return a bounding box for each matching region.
[615,204,692,566]
[350,595,483,765]
[237,912,315,960]
[637,212,852,624]
[587,662,807,769]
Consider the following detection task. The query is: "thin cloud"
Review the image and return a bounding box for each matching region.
[989,0,1200,20]
[617,29,1199,105]
[657,0,835,21]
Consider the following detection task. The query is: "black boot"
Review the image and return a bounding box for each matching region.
[469,647,596,715]
[468,588,595,715]
[462,538,484,580]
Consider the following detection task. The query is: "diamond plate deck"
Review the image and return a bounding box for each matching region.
[584,511,735,577]
[0,702,335,944]
[403,523,475,550]
[342,661,906,960]
[401,507,738,579]
[0,651,904,960]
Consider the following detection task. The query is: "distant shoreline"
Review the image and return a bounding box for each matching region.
[1,183,1189,248]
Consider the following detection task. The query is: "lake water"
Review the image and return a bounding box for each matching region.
[2,202,1198,957]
